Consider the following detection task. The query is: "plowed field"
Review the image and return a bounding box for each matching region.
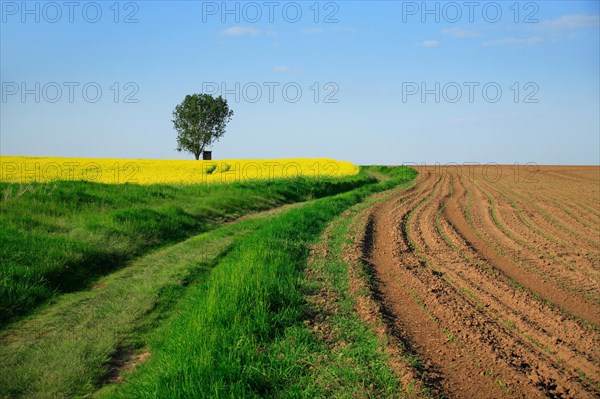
[361,166,599,399]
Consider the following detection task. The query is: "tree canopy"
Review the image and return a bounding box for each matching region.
[172,94,234,160]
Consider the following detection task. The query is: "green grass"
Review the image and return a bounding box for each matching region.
[0,174,373,327]
[271,183,420,397]
[95,166,417,398]
[0,215,276,399]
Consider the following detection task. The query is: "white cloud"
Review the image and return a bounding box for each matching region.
[441,27,481,38]
[481,36,543,47]
[540,14,600,30]
[219,27,260,37]
[272,66,299,73]
[419,40,440,48]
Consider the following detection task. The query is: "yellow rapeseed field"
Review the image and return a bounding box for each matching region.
[0,156,359,185]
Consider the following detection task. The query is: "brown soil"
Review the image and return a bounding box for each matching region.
[355,166,599,399]
[101,348,150,384]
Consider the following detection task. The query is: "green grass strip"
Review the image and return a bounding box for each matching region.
[99,167,416,398]
[0,175,372,327]
[280,182,429,398]
[0,213,280,399]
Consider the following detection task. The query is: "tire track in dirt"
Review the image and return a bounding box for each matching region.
[406,174,542,398]
[497,180,600,270]
[439,180,598,354]
[406,173,595,398]
[364,172,515,399]
[539,193,600,235]
[485,180,599,252]
[512,167,600,224]
[360,166,599,399]
[490,184,598,288]
[547,191,600,218]
[490,180,599,251]
[472,180,600,301]
[452,174,600,325]
[441,174,599,397]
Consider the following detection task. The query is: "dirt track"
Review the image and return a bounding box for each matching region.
[360,166,599,398]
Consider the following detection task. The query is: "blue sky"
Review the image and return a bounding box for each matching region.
[1,0,599,165]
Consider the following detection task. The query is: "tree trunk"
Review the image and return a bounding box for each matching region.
[195,146,205,161]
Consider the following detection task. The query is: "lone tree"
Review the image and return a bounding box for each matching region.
[172,94,234,160]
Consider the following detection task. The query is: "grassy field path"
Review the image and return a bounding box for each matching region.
[0,204,299,399]
[0,176,371,327]
[0,167,419,399]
